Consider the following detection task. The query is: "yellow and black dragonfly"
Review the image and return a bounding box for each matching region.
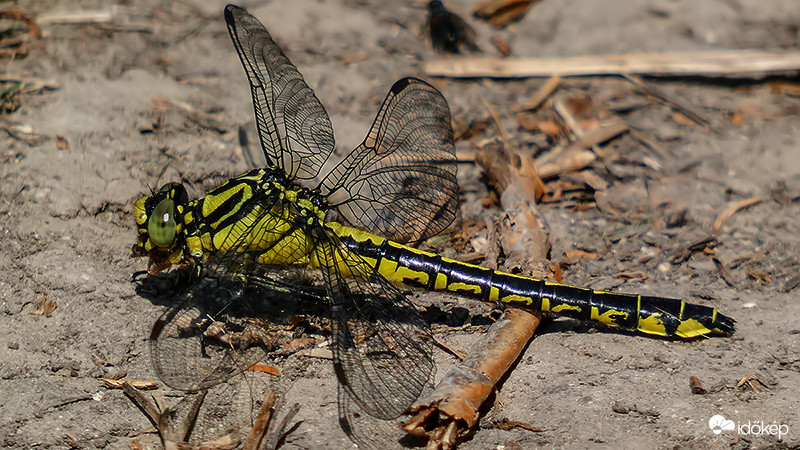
[132,3,735,444]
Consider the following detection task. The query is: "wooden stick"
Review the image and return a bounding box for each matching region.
[402,308,541,448]
[535,120,629,179]
[426,50,800,79]
[36,9,113,26]
[122,382,208,450]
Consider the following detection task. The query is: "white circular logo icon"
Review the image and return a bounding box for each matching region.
[709,415,735,434]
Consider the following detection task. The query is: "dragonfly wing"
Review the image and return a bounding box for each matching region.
[149,277,279,391]
[225,5,334,181]
[147,268,326,392]
[321,77,458,243]
[147,188,327,391]
[337,381,413,449]
[312,226,435,420]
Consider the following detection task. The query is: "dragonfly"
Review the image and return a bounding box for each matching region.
[131,4,735,445]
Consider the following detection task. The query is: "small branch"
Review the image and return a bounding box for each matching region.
[37,9,114,26]
[402,308,541,449]
[535,120,629,179]
[0,76,60,90]
[711,196,765,234]
[513,75,561,112]
[426,50,800,79]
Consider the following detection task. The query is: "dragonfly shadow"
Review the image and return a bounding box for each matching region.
[132,268,326,316]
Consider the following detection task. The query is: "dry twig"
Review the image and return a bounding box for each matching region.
[535,120,629,179]
[244,391,276,450]
[426,50,800,79]
[122,382,211,450]
[711,196,765,234]
[712,257,737,287]
[670,236,718,264]
[101,378,157,390]
[402,308,541,449]
[513,75,561,112]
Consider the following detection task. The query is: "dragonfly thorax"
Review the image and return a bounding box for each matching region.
[178,169,328,267]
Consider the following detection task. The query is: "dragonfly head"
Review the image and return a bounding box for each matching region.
[131,182,190,274]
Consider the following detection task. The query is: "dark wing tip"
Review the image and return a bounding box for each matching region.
[224,4,243,25]
[389,77,441,96]
[390,77,414,95]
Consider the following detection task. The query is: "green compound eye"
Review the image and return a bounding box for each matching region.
[148,199,176,247]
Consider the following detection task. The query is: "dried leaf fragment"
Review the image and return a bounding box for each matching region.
[612,271,647,281]
[737,374,770,394]
[746,270,770,282]
[247,363,280,377]
[474,0,538,27]
[55,135,69,150]
[780,273,800,293]
[30,294,56,315]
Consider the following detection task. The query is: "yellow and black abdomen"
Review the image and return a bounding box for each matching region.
[332,223,735,339]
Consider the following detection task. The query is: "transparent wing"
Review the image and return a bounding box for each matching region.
[146,184,333,391]
[320,77,458,243]
[225,5,334,181]
[311,225,435,420]
[338,384,413,449]
[148,275,307,391]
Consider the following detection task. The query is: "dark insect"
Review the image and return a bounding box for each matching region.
[427,0,481,54]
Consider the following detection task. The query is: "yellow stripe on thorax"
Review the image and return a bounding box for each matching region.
[202,183,251,228]
[193,187,314,266]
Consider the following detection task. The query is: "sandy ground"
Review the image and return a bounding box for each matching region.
[1,0,799,448]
